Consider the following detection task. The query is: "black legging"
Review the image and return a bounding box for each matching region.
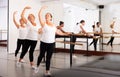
[37,41,55,70]
[107,36,114,47]
[70,35,76,52]
[93,38,98,51]
[20,39,37,62]
[89,34,99,51]
[15,39,25,57]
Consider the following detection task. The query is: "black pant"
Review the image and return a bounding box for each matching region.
[90,34,99,51]
[107,36,114,47]
[37,41,55,70]
[15,39,25,57]
[89,39,94,46]
[20,39,37,62]
[93,38,98,51]
[70,35,76,53]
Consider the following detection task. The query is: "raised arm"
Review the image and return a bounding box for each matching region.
[13,11,20,29]
[38,6,47,27]
[21,6,31,24]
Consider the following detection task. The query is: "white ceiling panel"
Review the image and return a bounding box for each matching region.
[82,0,120,5]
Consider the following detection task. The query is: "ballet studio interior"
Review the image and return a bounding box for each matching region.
[1,0,120,77]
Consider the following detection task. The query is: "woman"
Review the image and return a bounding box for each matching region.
[13,7,30,61]
[79,20,88,34]
[107,21,117,48]
[93,22,102,51]
[35,6,69,76]
[71,20,89,58]
[18,6,42,69]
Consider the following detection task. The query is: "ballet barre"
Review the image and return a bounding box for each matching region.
[103,36,120,38]
[55,34,102,67]
[87,32,120,34]
[56,40,83,46]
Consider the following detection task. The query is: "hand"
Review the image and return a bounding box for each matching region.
[38,28,43,34]
[13,11,17,15]
[24,6,31,9]
[41,6,48,9]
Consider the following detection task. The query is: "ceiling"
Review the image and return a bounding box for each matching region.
[82,0,120,5]
[0,0,120,7]
[40,0,59,3]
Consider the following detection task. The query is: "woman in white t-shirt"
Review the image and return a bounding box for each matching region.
[13,7,30,59]
[18,7,42,69]
[107,21,117,48]
[70,20,87,58]
[35,6,69,76]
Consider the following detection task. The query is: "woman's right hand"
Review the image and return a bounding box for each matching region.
[24,6,31,9]
[41,6,48,10]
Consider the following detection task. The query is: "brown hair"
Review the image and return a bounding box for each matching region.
[80,20,85,23]
[28,14,35,20]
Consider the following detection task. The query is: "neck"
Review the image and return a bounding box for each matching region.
[46,21,51,24]
[21,24,25,28]
[30,21,36,26]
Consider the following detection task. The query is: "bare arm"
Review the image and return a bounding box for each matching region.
[13,11,20,29]
[38,6,47,27]
[80,25,87,34]
[21,6,31,24]
[100,27,103,36]
[56,29,70,36]
[58,27,66,33]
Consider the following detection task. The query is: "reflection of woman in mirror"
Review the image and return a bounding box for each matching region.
[35,6,69,76]
[107,21,118,48]
[18,6,42,69]
[13,6,30,61]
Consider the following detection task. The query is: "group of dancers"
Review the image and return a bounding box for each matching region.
[13,6,118,77]
[13,6,69,76]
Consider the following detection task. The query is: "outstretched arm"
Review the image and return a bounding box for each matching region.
[21,6,31,24]
[56,29,71,36]
[38,6,47,27]
[13,11,20,29]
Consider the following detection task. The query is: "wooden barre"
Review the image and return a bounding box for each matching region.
[103,36,120,38]
[88,32,120,34]
[56,41,83,46]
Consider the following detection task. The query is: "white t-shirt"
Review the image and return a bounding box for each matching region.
[26,22,41,41]
[18,27,28,40]
[111,28,114,36]
[41,23,57,43]
[95,27,101,33]
[73,24,82,34]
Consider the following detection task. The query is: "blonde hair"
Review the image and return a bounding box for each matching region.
[110,21,115,28]
[28,14,35,20]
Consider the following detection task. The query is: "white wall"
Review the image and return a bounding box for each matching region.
[40,0,64,26]
[0,7,7,40]
[101,3,120,44]
[63,5,99,32]
[9,0,42,53]
[0,7,7,30]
